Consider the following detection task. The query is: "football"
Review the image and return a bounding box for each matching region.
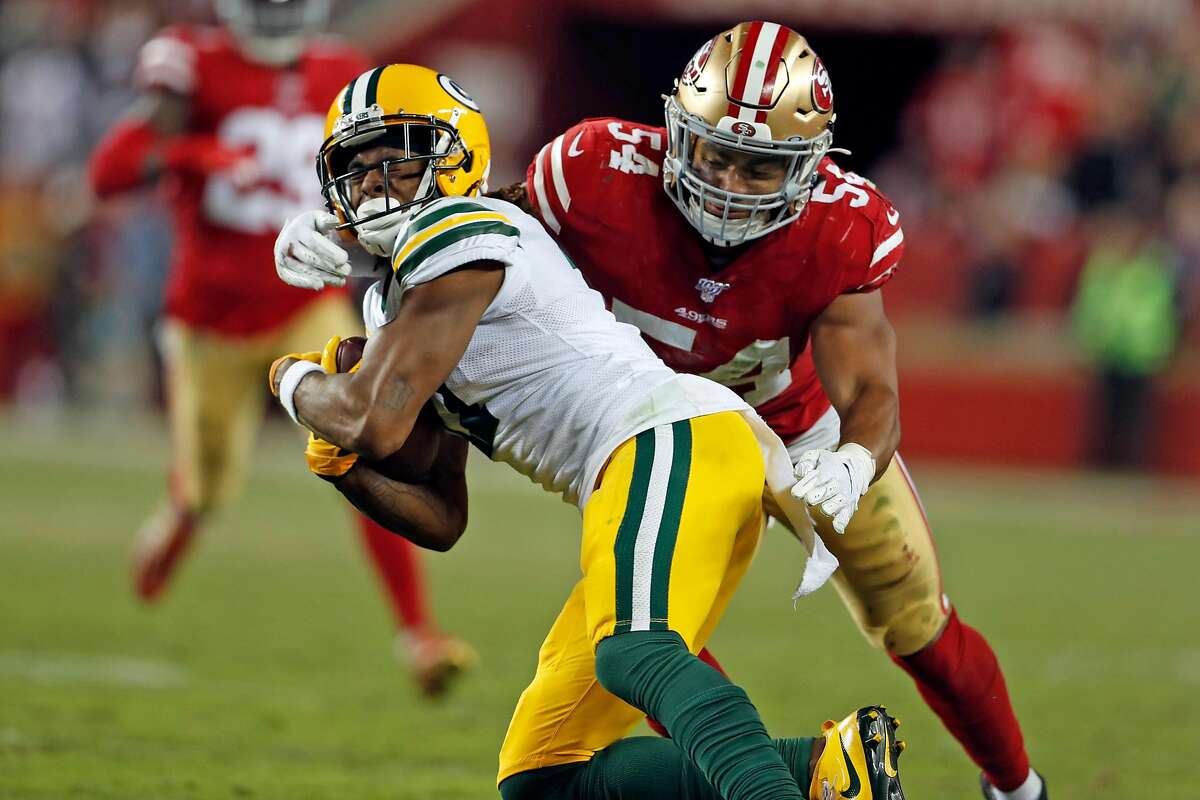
[334,336,442,482]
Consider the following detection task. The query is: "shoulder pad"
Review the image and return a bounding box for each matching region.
[526,118,665,235]
[391,197,521,283]
[807,159,905,293]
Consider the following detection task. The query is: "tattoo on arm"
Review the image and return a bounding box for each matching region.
[379,376,414,412]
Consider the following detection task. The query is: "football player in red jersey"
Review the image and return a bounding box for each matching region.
[517,24,1047,800]
[87,0,474,696]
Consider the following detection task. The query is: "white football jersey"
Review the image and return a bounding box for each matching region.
[362,195,747,507]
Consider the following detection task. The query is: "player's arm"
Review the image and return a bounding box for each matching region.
[334,434,470,551]
[88,89,190,196]
[809,290,900,480]
[276,265,504,461]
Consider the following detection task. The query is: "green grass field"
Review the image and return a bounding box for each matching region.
[1,412,1197,799]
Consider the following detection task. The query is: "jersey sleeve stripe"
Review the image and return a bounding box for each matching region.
[393,212,515,270]
[869,227,904,267]
[406,200,491,237]
[549,134,572,212]
[396,219,520,278]
[855,264,900,292]
[530,142,562,234]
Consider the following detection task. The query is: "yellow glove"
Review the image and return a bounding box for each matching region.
[318,333,364,374]
[305,431,358,480]
[319,334,343,372]
[268,350,321,396]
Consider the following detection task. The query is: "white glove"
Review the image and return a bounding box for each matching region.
[791,443,876,535]
[355,197,411,258]
[274,210,351,290]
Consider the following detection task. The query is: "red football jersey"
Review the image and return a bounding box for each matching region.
[134,26,366,335]
[525,118,904,443]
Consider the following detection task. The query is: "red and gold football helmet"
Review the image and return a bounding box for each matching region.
[663,21,836,246]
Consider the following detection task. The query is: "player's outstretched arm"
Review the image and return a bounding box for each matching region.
[88,90,189,196]
[334,434,469,551]
[276,264,504,461]
[810,290,900,477]
[791,291,899,534]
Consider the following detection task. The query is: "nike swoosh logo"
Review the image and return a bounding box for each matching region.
[886,207,900,225]
[882,731,897,778]
[840,735,862,798]
[567,131,585,157]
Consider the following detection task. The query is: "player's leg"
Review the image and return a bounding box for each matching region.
[809,452,1041,799]
[584,413,812,800]
[133,319,265,602]
[501,736,821,800]
[496,581,828,800]
[277,293,475,694]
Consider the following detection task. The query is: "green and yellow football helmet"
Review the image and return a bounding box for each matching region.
[317,63,491,233]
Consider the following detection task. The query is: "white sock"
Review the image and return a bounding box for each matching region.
[987,769,1044,800]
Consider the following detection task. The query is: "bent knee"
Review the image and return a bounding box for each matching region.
[593,630,687,699]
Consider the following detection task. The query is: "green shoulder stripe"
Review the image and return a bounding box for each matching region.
[396,219,520,278]
[401,200,492,243]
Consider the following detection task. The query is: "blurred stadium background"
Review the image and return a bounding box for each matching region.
[1,1,1198,798]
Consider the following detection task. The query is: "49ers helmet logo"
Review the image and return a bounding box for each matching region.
[810,57,833,113]
[730,121,756,136]
[681,37,716,86]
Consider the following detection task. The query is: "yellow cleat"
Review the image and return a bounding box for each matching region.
[810,705,906,800]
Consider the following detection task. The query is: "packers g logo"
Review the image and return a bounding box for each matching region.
[810,57,833,113]
[681,37,716,86]
[438,73,480,111]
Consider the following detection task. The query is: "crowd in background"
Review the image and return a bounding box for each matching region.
[1,0,1197,465]
[875,20,1200,464]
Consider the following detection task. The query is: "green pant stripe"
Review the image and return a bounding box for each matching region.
[648,420,692,631]
[613,429,656,634]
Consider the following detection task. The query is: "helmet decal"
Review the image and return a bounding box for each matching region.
[811,57,833,113]
[681,37,716,87]
[438,74,480,112]
[730,121,756,137]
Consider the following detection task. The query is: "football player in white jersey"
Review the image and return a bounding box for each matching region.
[268,64,907,800]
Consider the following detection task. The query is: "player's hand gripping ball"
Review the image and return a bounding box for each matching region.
[333,336,443,483]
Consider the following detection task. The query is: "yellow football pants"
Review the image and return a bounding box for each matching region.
[159,294,362,514]
[497,411,766,784]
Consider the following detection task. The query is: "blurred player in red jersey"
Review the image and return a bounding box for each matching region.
[278,19,1046,799]
[88,0,474,696]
